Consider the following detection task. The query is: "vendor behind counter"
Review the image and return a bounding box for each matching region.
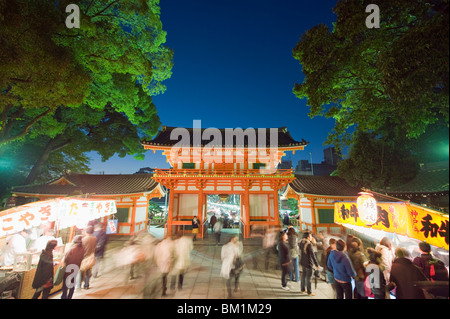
[0,229,32,267]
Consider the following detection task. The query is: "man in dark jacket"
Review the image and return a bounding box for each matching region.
[389,247,428,299]
[299,231,320,296]
[279,232,291,291]
[93,222,108,278]
[61,235,85,299]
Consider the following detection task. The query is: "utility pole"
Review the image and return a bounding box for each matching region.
[309,152,314,175]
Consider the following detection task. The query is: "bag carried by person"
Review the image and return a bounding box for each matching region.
[53,265,66,285]
[422,257,448,282]
[80,253,96,272]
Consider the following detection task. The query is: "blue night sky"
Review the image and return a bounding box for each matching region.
[89,0,340,174]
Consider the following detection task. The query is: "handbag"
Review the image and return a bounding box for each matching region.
[80,254,96,272]
[53,265,66,285]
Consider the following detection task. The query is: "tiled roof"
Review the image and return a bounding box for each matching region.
[12,174,159,196]
[385,163,449,195]
[289,175,362,197]
[141,126,308,148]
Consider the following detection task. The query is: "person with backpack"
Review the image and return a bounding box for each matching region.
[413,242,449,282]
[412,241,449,298]
[388,247,428,299]
[299,231,320,296]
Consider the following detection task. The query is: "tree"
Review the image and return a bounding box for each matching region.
[0,0,172,189]
[292,0,448,149]
[336,131,419,190]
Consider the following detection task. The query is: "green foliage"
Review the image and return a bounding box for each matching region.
[0,0,173,197]
[148,200,163,218]
[286,198,299,214]
[292,0,449,149]
[336,131,419,190]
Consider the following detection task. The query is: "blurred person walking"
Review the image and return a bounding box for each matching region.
[92,222,108,278]
[78,226,97,290]
[154,237,175,296]
[171,235,193,290]
[60,235,85,299]
[221,236,244,298]
[213,218,223,245]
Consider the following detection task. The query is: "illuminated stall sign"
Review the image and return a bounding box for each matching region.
[335,201,449,250]
[335,202,409,235]
[408,206,448,249]
[0,198,116,238]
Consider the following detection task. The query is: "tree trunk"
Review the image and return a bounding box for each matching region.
[23,136,71,185]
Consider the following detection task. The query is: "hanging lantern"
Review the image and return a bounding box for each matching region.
[218,194,229,201]
[357,192,378,225]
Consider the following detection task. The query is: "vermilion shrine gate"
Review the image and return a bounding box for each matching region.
[142,126,308,239]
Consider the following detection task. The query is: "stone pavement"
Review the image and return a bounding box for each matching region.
[50,227,335,300]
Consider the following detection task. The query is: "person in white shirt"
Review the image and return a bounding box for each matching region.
[30,229,56,252]
[1,229,31,266]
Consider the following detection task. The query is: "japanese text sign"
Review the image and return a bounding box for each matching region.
[1,198,116,238]
[334,202,449,250]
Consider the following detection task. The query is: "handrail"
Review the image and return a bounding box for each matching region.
[239,217,248,239]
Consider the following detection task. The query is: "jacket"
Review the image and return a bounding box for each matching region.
[63,244,85,278]
[327,250,356,283]
[93,229,108,258]
[278,241,291,266]
[299,238,319,269]
[82,234,97,257]
[32,250,54,289]
[288,234,299,259]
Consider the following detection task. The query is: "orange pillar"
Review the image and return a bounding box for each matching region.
[130,197,137,235]
[198,186,204,239]
[297,196,303,232]
[273,188,279,226]
[167,189,174,237]
[243,188,250,238]
[310,197,317,234]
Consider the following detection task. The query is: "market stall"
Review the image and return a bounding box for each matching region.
[334,193,449,298]
[334,193,449,251]
[0,197,116,299]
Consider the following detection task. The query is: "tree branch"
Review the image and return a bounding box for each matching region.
[92,0,121,18]
[0,108,53,144]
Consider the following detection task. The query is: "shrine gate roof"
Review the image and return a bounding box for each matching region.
[12,173,161,197]
[288,175,362,197]
[141,126,308,149]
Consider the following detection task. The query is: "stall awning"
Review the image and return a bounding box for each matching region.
[0,198,117,238]
[334,201,449,250]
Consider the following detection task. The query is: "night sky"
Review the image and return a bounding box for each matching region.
[89,0,340,174]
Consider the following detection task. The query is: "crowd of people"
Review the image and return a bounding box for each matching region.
[28,221,108,299]
[260,225,449,299]
[9,218,448,300]
[320,232,448,299]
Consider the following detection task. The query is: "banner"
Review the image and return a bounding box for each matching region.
[334,201,409,236]
[0,198,116,238]
[334,201,449,250]
[407,204,448,250]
